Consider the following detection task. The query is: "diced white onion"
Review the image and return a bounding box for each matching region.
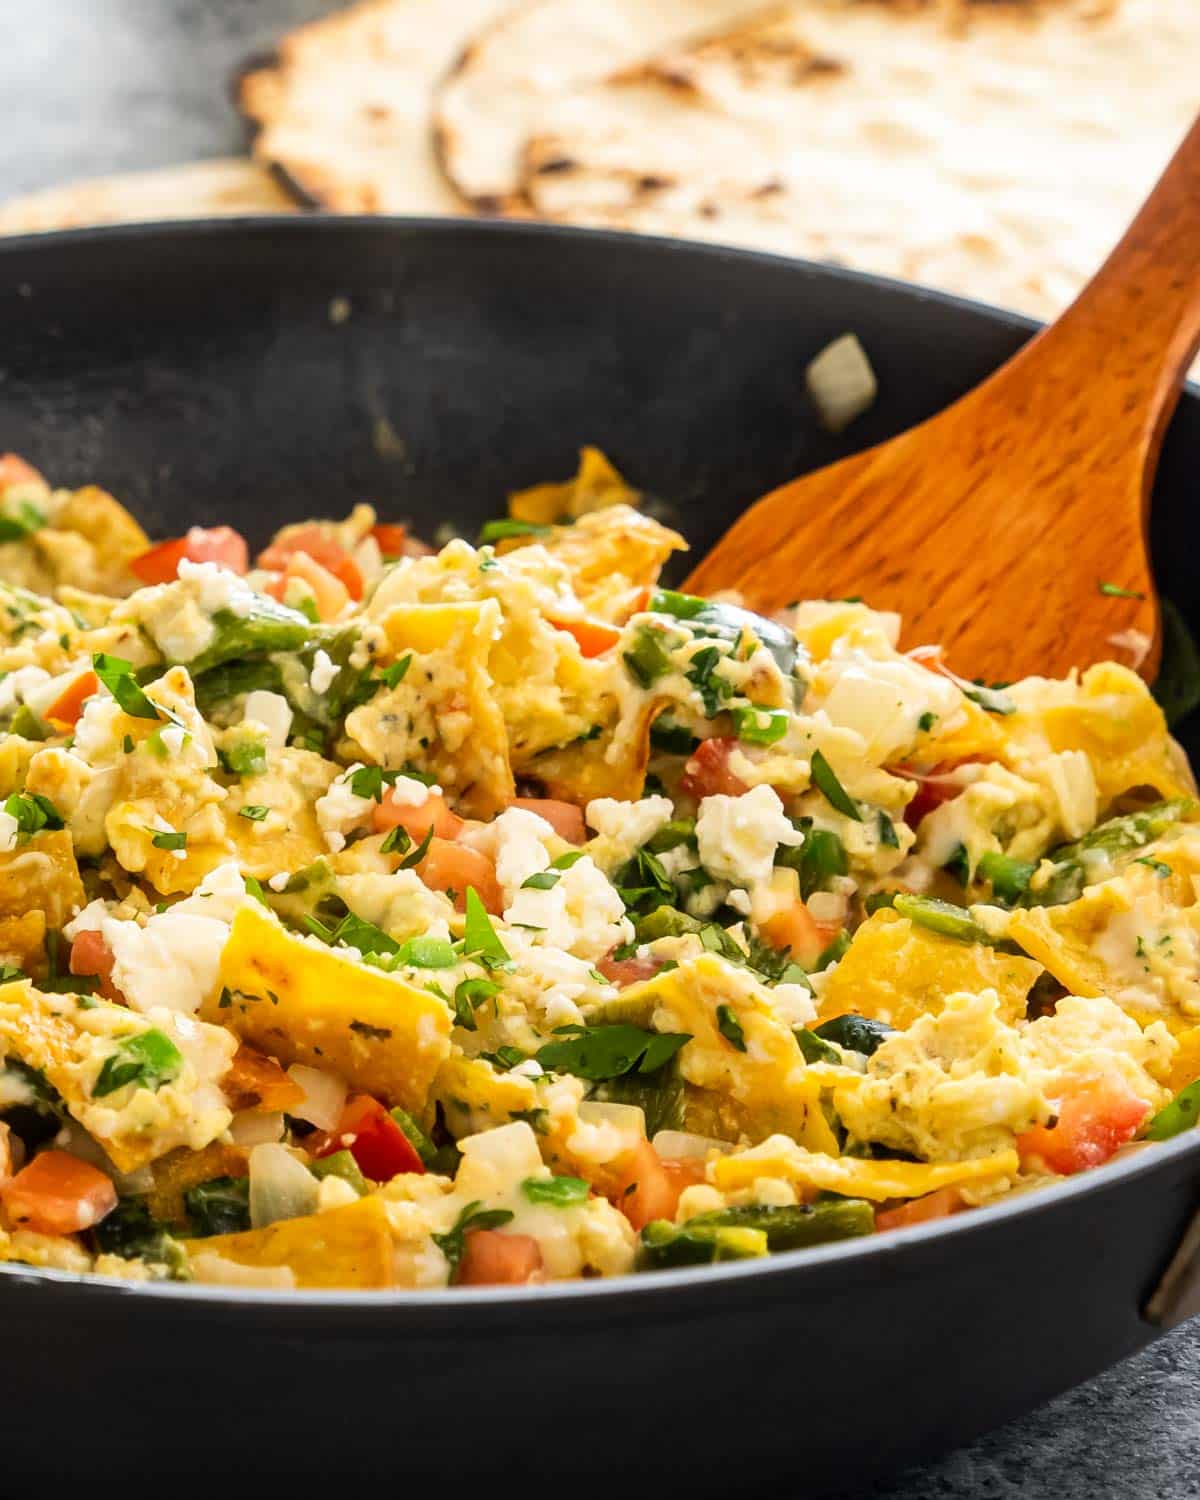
[230,1110,285,1146]
[652,1130,732,1161]
[807,890,848,925]
[577,1101,646,1137]
[248,1142,320,1229]
[805,333,878,433]
[286,1064,347,1131]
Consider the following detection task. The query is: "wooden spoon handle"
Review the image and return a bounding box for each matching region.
[992,114,1200,455]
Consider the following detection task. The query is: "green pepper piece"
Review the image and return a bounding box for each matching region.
[794,1027,842,1066]
[638,1218,769,1269]
[633,906,704,943]
[9,703,50,740]
[390,1107,438,1165]
[977,850,1037,905]
[1022,798,1196,908]
[310,1150,368,1195]
[731,704,789,746]
[683,1200,876,1251]
[622,624,675,688]
[813,1013,893,1056]
[89,1196,189,1277]
[1144,1079,1200,1141]
[194,656,284,717]
[183,1176,251,1237]
[893,892,991,945]
[183,600,313,675]
[647,590,800,677]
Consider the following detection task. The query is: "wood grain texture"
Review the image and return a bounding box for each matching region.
[685,114,1200,686]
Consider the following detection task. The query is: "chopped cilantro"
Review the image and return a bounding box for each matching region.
[151,830,187,851]
[93,1029,183,1098]
[809,750,861,821]
[238,805,269,822]
[534,1023,690,1082]
[716,1004,747,1052]
[521,1175,590,1207]
[463,887,511,966]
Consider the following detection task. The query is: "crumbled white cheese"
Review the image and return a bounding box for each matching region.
[242,690,292,751]
[0,665,51,717]
[695,784,804,888]
[177,557,255,617]
[315,765,375,852]
[386,774,437,807]
[503,854,631,962]
[65,861,252,1015]
[0,809,18,854]
[584,795,675,872]
[267,871,291,892]
[309,649,340,696]
[770,982,818,1027]
[482,807,557,905]
[819,652,962,764]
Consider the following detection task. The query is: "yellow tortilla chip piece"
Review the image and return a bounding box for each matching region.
[818,907,1042,1030]
[347,600,513,817]
[508,446,640,527]
[0,828,86,930]
[148,1142,249,1226]
[645,953,838,1153]
[1004,662,1193,805]
[526,692,668,804]
[0,981,233,1172]
[522,505,685,619]
[713,1137,1019,1201]
[432,1051,538,1140]
[209,905,451,1115]
[184,1196,395,1290]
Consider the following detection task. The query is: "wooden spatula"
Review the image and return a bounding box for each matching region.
[684,115,1200,686]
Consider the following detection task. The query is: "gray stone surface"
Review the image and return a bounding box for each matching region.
[3,3,1199,1493]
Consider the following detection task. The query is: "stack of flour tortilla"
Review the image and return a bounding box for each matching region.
[4,0,1198,327]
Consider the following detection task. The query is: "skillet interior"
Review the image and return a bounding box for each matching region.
[0,218,1198,1486]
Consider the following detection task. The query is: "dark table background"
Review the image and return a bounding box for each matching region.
[5,2,1200,1492]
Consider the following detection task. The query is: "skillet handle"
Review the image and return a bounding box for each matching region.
[1145,1208,1200,1328]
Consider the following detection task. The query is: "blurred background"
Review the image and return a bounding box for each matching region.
[2,5,1199,1497]
[3,0,1196,335]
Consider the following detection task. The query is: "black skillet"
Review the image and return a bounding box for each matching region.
[1,219,1199,1488]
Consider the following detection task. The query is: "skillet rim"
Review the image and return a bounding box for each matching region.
[0,213,1197,1312]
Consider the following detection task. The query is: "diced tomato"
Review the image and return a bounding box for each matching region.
[258,526,363,601]
[370,523,408,558]
[596,951,666,987]
[550,616,623,658]
[372,788,464,842]
[0,454,45,492]
[510,796,587,844]
[264,551,351,622]
[458,1229,544,1286]
[129,525,249,585]
[894,759,988,830]
[875,1187,963,1233]
[1016,1074,1151,1176]
[44,670,99,730]
[68,930,124,1004]
[222,1045,306,1113]
[0,1150,117,1236]
[610,1139,705,1232]
[759,899,835,969]
[679,738,748,800]
[414,839,503,914]
[312,1094,424,1181]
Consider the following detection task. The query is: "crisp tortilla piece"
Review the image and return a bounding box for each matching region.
[1002,662,1195,807]
[523,691,667,804]
[625,952,838,1152]
[508,446,641,526]
[433,1051,539,1140]
[185,1196,395,1290]
[713,1137,1020,1202]
[148,1142,250,1226]
[346,600,513,817]
[0,160,294,235]
[239,0,504,213]
[0,829,86,931]
[0,981,234,1172]
[503,505,684,619]
[1008,844,1200,1020]
[209,905,452,1115]
[818,907,1042,1030]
